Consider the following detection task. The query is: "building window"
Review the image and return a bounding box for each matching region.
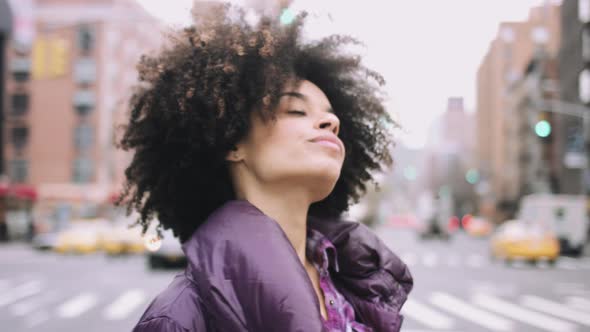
[11,93,29,116]
[9,159,29,183]
[74,125,94,151]
[77,25,95,53]
[74,58,96,84]
[73,158,94,183]
[10,58,31,82]
[73,90,95,116]
[11,127,29,150]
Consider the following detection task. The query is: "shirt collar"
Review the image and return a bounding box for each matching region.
[306,228,340,273]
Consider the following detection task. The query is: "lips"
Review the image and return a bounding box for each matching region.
[309,134,344,154]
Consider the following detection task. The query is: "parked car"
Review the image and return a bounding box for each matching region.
[31,232,59,251]
[31,232,59,250]
[145,228,186,269]
[490,219,560,264]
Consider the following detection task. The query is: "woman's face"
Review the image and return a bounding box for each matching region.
[230,80,345,202]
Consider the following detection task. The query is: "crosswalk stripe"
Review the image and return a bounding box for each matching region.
[402,299,455,330]
[565,297,590,313]
[103,289,146,320]
[56,292,98,318]
[10,290,60,316]
[0,280,43,307]
[430,292,514,331]
[472,293,577,332]
[521,295,590,326]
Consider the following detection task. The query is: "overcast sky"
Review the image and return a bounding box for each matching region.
[137,0,560,148]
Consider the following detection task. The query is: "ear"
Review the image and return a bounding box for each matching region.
[225,145,245,162]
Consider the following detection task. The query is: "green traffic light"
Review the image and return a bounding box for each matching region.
[465,169,479,184]
[279,8,296,25]
[534,120,551,138]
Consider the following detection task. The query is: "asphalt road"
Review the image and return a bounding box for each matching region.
[1,227,589,332]
[380,227,590,332]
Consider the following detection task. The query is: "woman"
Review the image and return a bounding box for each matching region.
[120,4,412,332]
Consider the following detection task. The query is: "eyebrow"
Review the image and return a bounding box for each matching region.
[278,91,335,114]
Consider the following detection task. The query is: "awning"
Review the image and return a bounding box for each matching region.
[0,183,37,201]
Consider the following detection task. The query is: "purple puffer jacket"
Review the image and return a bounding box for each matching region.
[132,200,413,332]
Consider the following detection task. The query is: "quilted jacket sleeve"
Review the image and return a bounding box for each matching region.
[308,218,414,332]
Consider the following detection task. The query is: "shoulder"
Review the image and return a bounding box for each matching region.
[182,200,298,276]
[133,273,206,332]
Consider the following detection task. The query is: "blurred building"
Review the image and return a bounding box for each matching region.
[0,0,13,174]
[558,0,590,195]
[505,52,560,202]
[192,0,292,18]
[476,3,561,221]
[424,97,477,218]
[3,0,163,203]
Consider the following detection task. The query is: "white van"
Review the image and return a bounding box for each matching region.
[517,194,589,256]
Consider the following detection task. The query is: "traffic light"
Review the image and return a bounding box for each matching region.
[534,111,552,141]
[279,8,296,25]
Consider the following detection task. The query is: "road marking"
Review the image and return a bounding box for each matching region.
[103,289,146,320]
[521,295,590,326]
[402,299,455,330]
[0,280,43,307]
[10,290,60,316]
[422,252,438,267]
[56,292,98,318]
[472,293,577,332]
[466,254,485,268]
[565,297,590,312]
[430,292,514,331]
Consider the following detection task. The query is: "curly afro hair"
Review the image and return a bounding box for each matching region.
[116,3,398,242]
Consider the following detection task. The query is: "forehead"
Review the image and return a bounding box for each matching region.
[280,80,331,106]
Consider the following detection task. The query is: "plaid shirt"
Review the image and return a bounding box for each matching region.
[306,229,373,332]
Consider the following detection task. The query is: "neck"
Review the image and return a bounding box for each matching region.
[237,184,311,265]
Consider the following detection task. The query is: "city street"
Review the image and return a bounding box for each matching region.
[1,227,590,332]
[380,226,590,332]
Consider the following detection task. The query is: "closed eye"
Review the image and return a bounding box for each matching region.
[287,110,306,116]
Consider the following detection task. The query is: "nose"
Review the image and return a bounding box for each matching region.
[317,112,340,135]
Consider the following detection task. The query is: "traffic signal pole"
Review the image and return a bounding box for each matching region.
[542,98,590,194]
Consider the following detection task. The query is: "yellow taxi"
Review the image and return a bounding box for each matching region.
[101,223,145,255]
[490,219,560,264]
[54,223,102,254]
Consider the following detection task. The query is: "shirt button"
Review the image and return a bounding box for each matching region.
[329,299,335,306]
